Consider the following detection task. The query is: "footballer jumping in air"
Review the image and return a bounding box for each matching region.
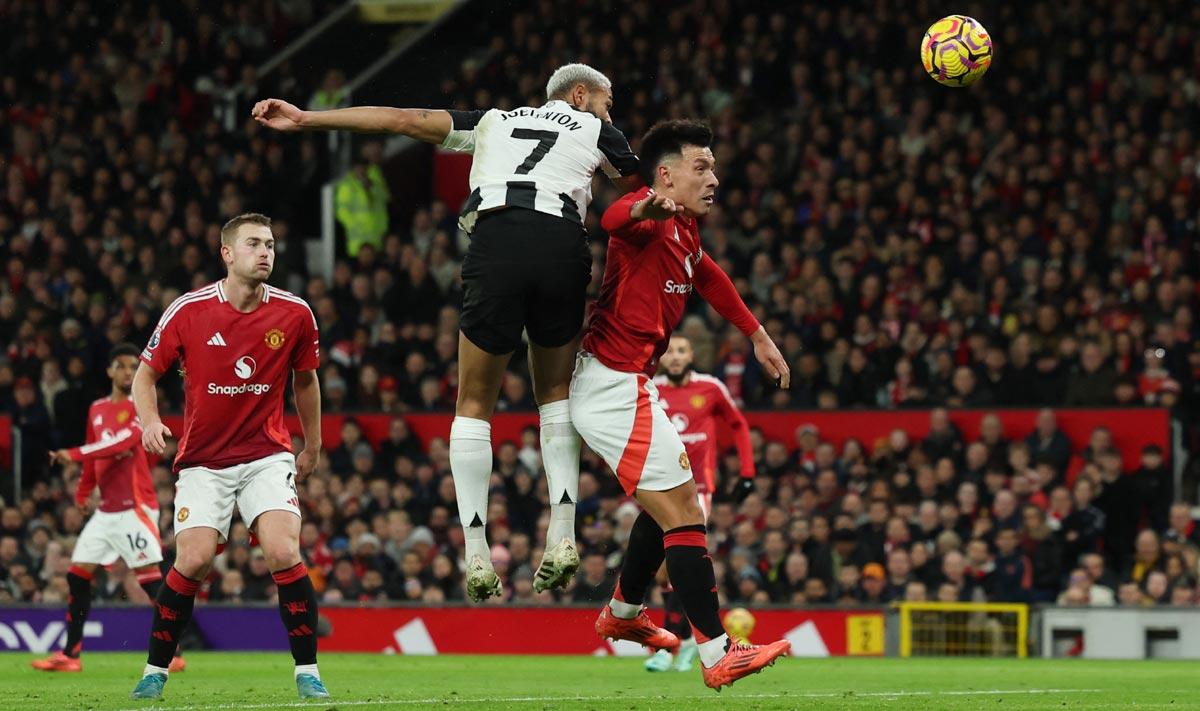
[645,334,757,673]
[570,120,792,691]
[129,213,326,700]
[32,344,183,674]
[252,63,641,602]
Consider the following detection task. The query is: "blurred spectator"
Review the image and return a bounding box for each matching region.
[1057,568,1116,607]
[1024,410,1071,476]
[335,146,390,257]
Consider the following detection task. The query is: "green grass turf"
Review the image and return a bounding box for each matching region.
[3,653,1198,710]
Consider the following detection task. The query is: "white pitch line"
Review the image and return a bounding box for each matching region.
[112,687,1106,711]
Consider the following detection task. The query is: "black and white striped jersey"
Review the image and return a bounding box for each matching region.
[440,100,639,233]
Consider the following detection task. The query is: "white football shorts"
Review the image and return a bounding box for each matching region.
[173,451,301,541]
[570,353,694,496]
[72,505,163,567]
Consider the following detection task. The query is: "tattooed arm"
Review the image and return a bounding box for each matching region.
[252,99,456,144]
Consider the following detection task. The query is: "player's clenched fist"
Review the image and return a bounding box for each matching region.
[631,189,685,221]
[142,421,173,455]
[252,98,305,131]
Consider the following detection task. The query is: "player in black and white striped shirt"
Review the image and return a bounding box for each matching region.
[253,64,641,603]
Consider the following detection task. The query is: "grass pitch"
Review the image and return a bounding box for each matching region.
[3,652,1198,710]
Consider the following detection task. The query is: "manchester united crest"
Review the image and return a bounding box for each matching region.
[265,328,285,350]
[690,395,707,409]
[177,507,190,523]
[679,452,691,470]
[117,409,130,424]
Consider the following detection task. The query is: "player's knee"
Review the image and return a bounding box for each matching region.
[533,382,569,407]
[671,486,705,526]
[262,541,300,570]
[172,551,212,579]
[455,390,496,420]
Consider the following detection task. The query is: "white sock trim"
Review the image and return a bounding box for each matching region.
[538,399,571,423]
[450,415,492,442]
[294,663,320,679]
[143,663,169,677]
[698,634,730,668]
[608,598,641,619]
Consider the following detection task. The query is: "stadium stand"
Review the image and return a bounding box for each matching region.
[0,0,1197,614]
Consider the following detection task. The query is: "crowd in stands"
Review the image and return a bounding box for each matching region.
[2,0,1200,616]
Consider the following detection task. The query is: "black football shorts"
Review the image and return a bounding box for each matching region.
[460,208,592,354]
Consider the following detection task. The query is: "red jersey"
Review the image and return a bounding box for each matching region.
[654,372,755,493]
[583,187,760,376]
[70,396,156,513]
[140,281,320,471]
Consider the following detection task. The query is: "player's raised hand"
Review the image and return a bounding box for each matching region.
[48,449,73,466]
[295,447,319,483]
[252,98,305,131]
[631,190,683,221]
[750,327,791,389]
[734,477,756,504]
[142,421,172,455]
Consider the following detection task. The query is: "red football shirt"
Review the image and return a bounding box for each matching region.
[70,396,157,514]
[140,281,320,471]
[654,373,755,493]
[582,187,760,376]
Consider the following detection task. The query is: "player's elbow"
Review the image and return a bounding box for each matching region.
[293,370,319,392]
[387,109,412,135]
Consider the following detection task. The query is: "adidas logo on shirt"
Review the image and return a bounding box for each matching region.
[207,332,228,346]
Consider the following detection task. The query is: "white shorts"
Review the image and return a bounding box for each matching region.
[570,354,693,496]
[72,505,163,568]
[174,451,301,542]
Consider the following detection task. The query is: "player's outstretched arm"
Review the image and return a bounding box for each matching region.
[292,369,322,482]
[599,189,682,246]
[132,362,172,455]
[252,98,452,144]
[693,257,791,389]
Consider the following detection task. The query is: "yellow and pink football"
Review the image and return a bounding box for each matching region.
[921,15,993,87]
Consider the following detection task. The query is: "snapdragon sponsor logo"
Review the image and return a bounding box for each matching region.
[207,355,270,396]
[207,382,272,396]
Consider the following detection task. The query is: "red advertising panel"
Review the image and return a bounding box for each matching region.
[320,607,885,657]
[161,409,1168,473]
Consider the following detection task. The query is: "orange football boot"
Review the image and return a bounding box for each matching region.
[595,605,680,650]
[702,639,790,691]
[31,651,82,672]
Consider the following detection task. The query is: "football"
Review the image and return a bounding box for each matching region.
[723,607,756,643]
[920,15,993,87]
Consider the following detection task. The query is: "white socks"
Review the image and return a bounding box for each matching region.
[294,663,320,679]
[143,663,169,677]
[450,416,493,564]
[608,598,641,619]
[698,634,731,667]
[538,400,580,549]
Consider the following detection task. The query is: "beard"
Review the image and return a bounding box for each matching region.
[666,365,693,385]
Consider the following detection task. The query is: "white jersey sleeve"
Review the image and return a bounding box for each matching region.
[441,109,485,153]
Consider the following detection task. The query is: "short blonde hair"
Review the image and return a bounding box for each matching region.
[545,63,611,100]
[221,213,272,246]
